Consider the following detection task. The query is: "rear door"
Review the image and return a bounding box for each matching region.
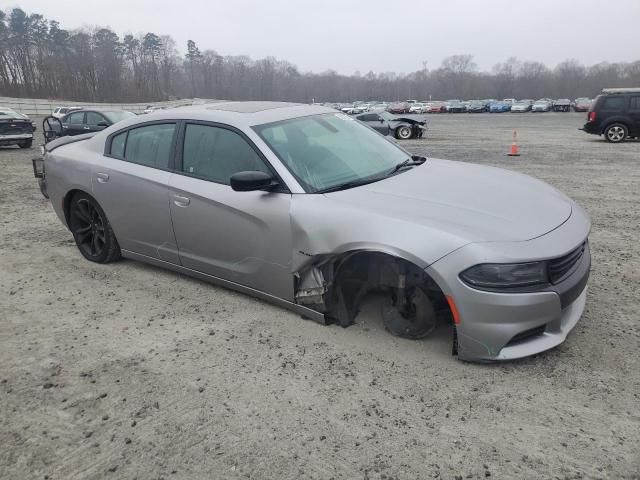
[168,122,293,300]
[91,122,180,263]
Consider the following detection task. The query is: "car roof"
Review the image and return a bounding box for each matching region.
[141,101,335,127]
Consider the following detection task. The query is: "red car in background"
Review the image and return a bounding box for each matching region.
[574,98,592,112]
[387,102,411,114]
[426,102,447,113]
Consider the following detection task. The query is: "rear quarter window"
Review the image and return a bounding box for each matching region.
[600,96,625,111]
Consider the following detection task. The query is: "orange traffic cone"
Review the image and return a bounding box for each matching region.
[508,130,520,156]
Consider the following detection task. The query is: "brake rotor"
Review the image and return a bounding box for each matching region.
[382,287,436,339]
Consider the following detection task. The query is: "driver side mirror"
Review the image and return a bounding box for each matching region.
[97,121,109,127]
[230,171,278,192]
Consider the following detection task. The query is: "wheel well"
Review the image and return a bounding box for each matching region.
[295,250,452,329]
[63,189,90,226]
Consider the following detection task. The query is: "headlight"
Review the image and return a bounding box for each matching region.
[459,262,548,289]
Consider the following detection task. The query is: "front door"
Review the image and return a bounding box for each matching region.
[168,122,293,300]
[360,113,389,135]
[85,111,111,133]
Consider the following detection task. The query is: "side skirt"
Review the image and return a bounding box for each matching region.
[121,250,327,325]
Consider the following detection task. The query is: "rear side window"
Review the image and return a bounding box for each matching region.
[110,131,127,158]
[124,124,176,169]
[181,124,270,184]
[601,96,625,111]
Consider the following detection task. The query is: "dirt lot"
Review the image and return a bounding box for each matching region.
[1,112,639,480]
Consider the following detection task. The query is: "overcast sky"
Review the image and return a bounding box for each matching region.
[2,0,639,74]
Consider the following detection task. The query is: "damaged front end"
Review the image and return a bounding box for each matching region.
[294,251,451,339]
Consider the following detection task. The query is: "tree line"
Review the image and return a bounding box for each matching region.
[1,8,639,103]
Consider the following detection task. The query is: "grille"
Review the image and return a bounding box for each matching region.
[0,119,32,135]
[548,242,586,284]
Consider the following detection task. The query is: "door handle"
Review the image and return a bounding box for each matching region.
[83,126,91,130]
[96,172,109,183]
[172,195,190,207]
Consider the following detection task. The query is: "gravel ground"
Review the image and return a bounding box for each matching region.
[1,112,639,480]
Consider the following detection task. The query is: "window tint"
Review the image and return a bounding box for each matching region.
[601,96,625,111]
[86,112,107,126]
[182,124,270,184]
[629,96,640,110]
[359,114,378,122]
[68,112,85,124]
[110,131,127,158]
[124,123,176,169]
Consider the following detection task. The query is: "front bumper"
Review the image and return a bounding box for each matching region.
[0,133,33,145]
[426,205,591,362]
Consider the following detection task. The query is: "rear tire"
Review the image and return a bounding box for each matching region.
[18,139,32,149]
[69,192,121,263]
[604,123,628,143]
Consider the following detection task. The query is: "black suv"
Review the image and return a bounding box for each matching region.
[581,88,640,143]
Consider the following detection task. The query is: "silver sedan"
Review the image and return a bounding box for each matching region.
[35,102,591,362]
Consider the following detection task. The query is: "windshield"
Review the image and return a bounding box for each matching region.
[0,108,19,117]
[103,110,136,123]
[254,113,410,193]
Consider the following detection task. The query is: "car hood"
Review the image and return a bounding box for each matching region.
[325,159,572,243]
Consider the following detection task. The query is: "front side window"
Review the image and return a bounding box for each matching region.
[68,112,85,124]
[182,124,270,184]
[86,112,107,126]
[629,96,640,111]
[255,113,410,193]
[103,111,136,123]
[124,123,176,169]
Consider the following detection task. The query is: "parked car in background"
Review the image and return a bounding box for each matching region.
[426,102,447,113]
[446,100,466,113]
[0,107,35,148]
[489,101,511,113]
[510,101,532,112]
[502,98,516,105]
[409,103,427,114]
[57,109,137,137]
[581,88,640,143]
[573,98,592,112]
[356,111,427,139]
[143,105,165,114]
[368,103,389,113]
[387,102,411,114]
[32,101,592,362]
[52,106,83,119]
[466,101,487,113]
[532,100,552,112]
[553,99,572,112]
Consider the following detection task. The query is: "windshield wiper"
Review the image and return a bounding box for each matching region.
[390,156,427,174]
[316,156,427,194]
[315,175,387,193]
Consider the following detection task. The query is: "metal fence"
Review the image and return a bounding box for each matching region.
[0,97,221,115]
